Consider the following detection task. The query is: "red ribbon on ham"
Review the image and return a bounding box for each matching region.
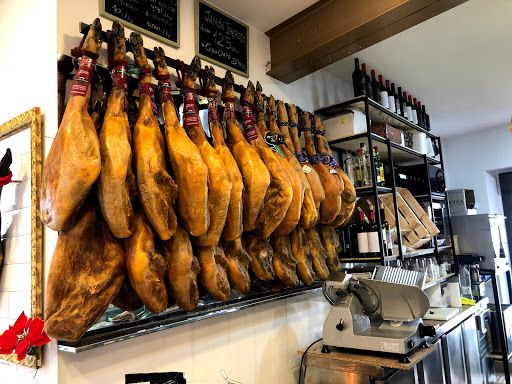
[0,171,12,187]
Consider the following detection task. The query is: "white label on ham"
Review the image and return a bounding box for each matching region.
[302,165,312,174]
[330,169,337,174]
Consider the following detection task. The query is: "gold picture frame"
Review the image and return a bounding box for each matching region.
[0,107,43,369]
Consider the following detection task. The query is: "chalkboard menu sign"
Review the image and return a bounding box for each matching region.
[195,0,249,77]
[100,0,179,48]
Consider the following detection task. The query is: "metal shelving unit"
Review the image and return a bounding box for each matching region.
[316,95,455,266]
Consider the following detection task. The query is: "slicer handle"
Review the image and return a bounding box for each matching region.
[419,323,436,337]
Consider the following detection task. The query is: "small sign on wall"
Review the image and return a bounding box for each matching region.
[195,0,249,77]
[100,0,180,48]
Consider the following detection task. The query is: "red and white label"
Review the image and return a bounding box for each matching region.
[242,106,258,141]
[112,65,128,93]
[183,92,199,128]
[208,99,220,123]
[69,56,95,97]
[225,102,237,121]
[158,80,174,103]
[139,81,158,116]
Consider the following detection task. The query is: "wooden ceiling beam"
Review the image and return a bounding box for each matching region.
[266,0,468,84]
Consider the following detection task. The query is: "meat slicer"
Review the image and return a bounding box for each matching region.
[322,267,436,361]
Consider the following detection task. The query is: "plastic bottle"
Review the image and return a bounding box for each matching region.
[344,152,355,185]
[459,265,473,300]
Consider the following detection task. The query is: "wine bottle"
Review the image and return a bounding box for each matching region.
[352,58,366,97]
[342,220,357,259]
[367,204,380,256]
[412,97,418,125]
[362,63,373,99]
[374,146,385,187]
[356,209,369,256]
[422,104,431,131]
[380,202,393,256]
[404,93,413,122]
[360,143,371,186]
[370,70,380,102]
[398,87,406,118]
[417,100,425,128]
[378,75,389,108]
[392,83,401,115]
[386,80,396,113]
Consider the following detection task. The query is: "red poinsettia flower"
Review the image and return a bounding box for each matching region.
[0,312,51,361]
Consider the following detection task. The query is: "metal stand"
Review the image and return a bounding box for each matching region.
[481,268,512,384]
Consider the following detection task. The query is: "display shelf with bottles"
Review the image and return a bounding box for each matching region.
[316,94,455,265]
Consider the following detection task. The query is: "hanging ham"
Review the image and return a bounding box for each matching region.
[162,226,200,311]
[245,233,275,282]
[222,70,270,232]
[318,226,342,272]
[289,227,315,286]
[197,245,230,301]
[41,19,103,231]
[176,56,232,246]
[253,85,302,236]
[222,237,251,294]
[270,234,299,288]
[130,33,178,241]
[45,202,125,341]
[97,21,137,238]
[302,111,342,224]
[153,49,209,237]
[314,115,356,227]
[201,65,244,242]
[125,208,168,313]
[241,82,292,239]
[305,227,330,280]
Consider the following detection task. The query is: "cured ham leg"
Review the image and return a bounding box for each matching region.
[298,112,326,210]
[45,203,125,341]
[131,33,178,241]
[202,66,243,241]
[222,238,251,294]
[255,91,304,235]
[178,56,231,245]
[286,104,322,229]
[305,227,330,280]
[289,228,315,286]
[153,49,209,237]
[125,209,168,313]
[319,226,342,272]
[57,55,73,126]
[245,233,275,282]
[197,245,230,301]
[223,71,270,232]
[315,116,356,227]
[162,226,200,311]
[270,234,299,288]
[241,82,292,238]
[303,111,342,224]
[276,100,318,230]
[41,19,103,231]
[97,21,137,238]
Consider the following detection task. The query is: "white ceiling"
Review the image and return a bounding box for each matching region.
[324,0,512,137]
[206,0,317,32]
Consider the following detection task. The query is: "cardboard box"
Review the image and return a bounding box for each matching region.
[356,197,396,227]
[447,189,476,216]
[397,188,440,237]
[323,109,368,142]
[371,123,402,144]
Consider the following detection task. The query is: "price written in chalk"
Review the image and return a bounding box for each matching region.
[101,0,180,47]
[196,0,249,77]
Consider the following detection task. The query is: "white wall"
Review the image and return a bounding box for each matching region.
[443,124,512,214]
[53,0,351,383]
[0,0,59,383]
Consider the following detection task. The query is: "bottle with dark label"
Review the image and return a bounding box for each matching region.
[342,220,358,259]
[378,75,389,109]
[404,92,413,122]
[398,87,406,118]
[380,202,393,256]
[356,208,369,256]
[422,104,431,131]
[417,100,425,128]
[412,97,418,125]
[367,204,380,256]
[373,146,385,186]
[352,58,366,97]
[362,63,373,99]
[370,70,380,103]
[392,83,401,115]
[386,80,396,113]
